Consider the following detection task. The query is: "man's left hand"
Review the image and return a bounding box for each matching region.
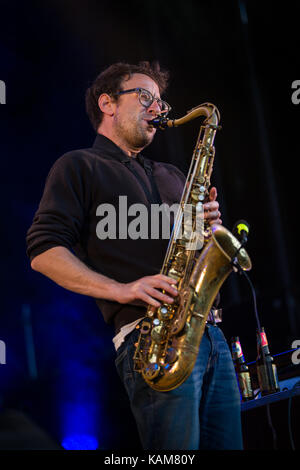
[203,187,222,225]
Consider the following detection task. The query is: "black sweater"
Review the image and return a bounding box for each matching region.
[26,134,186,333]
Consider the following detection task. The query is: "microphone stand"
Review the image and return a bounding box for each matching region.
[231,236,262,333]
[231,238,276,397]
[22,304,38,381]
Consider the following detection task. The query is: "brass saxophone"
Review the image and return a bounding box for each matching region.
[133,103,251,391]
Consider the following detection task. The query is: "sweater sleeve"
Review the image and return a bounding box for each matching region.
[26,152,92,261]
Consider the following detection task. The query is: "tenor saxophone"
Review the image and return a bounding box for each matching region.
[133,103,251,391]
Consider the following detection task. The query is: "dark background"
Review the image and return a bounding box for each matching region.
[0,0,299,450]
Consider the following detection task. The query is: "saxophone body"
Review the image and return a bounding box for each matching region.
[133,103,251,391]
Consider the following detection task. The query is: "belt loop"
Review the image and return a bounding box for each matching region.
[207,308,223,325]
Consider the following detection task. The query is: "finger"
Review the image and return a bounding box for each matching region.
[140,293,161,308]
[209,186,217,202]
[155,274,178,285]
[150,280,178,296]
[209,218,222,226]
[205,210,221,220]
[146,287,175,304]
[203,201,219,212]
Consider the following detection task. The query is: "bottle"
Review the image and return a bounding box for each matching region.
[256,327,280,396]
[231,336,254,401]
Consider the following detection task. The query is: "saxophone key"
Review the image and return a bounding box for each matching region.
[140,319,152,334]
[157,304,174,321]
[144,362,161,380]
[151,324,167,343]
[165,347,178,365]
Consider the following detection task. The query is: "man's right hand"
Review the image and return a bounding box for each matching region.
[116,274,178,308]
[30,247,178,308]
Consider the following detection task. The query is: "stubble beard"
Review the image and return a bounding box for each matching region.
[114,111,155,151]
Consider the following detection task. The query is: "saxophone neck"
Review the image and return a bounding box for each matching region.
[149,103,221,130]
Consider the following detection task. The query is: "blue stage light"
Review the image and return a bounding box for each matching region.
[62,433,99,450]
[60,400,101,450]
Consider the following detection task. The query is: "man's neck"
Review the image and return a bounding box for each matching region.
[97,128,141,158]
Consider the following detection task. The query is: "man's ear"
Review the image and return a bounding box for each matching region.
[98,93,115,116]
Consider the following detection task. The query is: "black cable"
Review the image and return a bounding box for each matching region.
[236,267,262,333]
[231,256,272,386]
[266,403,278,450]
[288,395,295,450]
[288,381,300,450]
[232,242,300,450]
[231,255,279,449]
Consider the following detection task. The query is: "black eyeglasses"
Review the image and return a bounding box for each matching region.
[115,87,171,115]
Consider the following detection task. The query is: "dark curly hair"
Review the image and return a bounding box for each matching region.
[85,61,170,131]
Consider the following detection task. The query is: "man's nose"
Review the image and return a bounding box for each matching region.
[147,99,161,115]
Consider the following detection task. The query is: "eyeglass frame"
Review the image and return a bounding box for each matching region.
[114,87,172,115]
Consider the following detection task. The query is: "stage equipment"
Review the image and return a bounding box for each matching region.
[231,336,254,401]
[256,327,280,396]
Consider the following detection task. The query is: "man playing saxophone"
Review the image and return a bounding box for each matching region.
[26,61,243,450]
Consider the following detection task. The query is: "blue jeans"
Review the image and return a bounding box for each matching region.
[115,323,243,450]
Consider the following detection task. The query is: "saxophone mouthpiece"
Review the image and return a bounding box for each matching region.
[149,116,170,130]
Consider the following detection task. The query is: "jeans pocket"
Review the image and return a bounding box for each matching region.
[115,328,140,380]
[124,331,139,379]
[115,344,128,368]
